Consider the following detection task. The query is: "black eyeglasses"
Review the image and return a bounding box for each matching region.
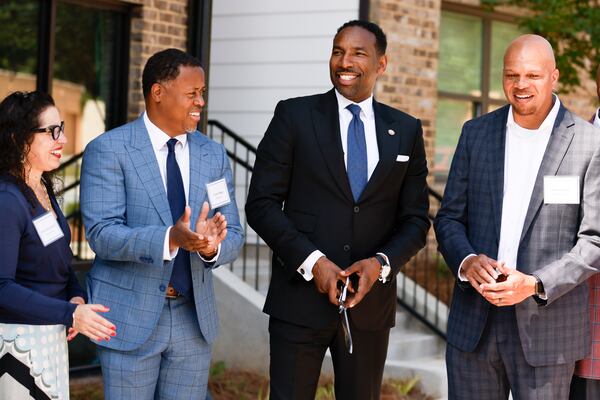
[32,121,64,140]
[338,277,353,354]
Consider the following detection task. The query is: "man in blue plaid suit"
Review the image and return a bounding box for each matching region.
[435,35,600,399]
[80,49,244,399]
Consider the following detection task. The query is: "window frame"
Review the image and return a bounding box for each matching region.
[439,1,518,115]
[35,0,131,130]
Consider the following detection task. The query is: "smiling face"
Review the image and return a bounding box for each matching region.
[502,35,559,129]
[148,65,206,136]
[329,26,387,103]
[26,106,67,177]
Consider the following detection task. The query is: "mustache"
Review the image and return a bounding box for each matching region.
[335,68,360,75]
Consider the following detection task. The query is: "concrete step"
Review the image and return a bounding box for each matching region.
[384,355,447,399]
[386,328,444,360]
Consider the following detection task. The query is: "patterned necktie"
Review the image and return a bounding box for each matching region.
[166,138,192,299]
[346,104,368,201]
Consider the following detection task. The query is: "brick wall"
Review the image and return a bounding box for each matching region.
[370,0,441,178]
[369,0,597,185]
[127,0,189,120]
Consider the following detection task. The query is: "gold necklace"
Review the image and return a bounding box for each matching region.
[28,180,52,212]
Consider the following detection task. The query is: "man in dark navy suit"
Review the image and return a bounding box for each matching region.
[246,20,429,400]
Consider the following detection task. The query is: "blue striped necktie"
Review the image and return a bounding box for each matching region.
[346,104,368,201]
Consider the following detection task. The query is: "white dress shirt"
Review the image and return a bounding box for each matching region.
[297,90,388,281]
[594,108,600,129]
[458,96,560,287]
[143,112,218,262]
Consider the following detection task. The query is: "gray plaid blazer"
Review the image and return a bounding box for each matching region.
[80,116,244,351]
[435,103,600,366]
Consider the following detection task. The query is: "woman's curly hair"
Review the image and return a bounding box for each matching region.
[0,91,58,210]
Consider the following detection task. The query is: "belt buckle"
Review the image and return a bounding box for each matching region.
[165,285,179,299]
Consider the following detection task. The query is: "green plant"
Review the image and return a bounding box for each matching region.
[482,0,600,92]
[389,376,421,395]
[210,360,227,378]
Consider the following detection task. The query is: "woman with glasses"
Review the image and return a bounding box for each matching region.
[0,91,116,400]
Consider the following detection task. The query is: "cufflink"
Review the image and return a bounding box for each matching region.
[388,129,395,136]
[300,268,305,275]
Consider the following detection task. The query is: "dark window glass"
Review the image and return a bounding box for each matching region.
[53,1,121,154]
[0,0,39,98]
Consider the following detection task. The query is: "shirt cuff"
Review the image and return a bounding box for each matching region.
[458,254,477,281]
[376,252,390,266]
[297,250,325,281]
[197,243,221,263]
[164,226,178,261]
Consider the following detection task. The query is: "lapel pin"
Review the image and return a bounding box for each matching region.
[388,129,395,136]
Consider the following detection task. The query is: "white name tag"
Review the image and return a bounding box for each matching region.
[206,178,231,209]
[544,175,580,204]
[32,212,64,247]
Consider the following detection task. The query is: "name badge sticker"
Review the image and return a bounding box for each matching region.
[544,175,580,204]
[32,212,65,247]
[206,178,231,209]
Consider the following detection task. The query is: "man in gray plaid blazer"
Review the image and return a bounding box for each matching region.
[435,35,600,399]
[80,49,244,399]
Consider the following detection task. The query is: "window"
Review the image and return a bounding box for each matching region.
[434,4,525,188]
[0,1,39,97]
[0,0,130,155]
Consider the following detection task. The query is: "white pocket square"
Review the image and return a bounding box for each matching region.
[396,155,410,162]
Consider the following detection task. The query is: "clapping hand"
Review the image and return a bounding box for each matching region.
[169,202,227,257]
[194,201,227,258]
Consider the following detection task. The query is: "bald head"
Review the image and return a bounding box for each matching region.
[502,34,559,129]
[504,34,556,69]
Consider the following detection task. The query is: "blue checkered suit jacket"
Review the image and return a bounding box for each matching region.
[80,116,244,351]
[435,104,600,366]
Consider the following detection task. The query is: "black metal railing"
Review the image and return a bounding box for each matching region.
[56,121,453,339]
[396,187,453,339]
[206,119,272,294]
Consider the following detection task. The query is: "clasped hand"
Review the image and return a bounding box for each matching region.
[462,255,537,306]
[169,201,228,257]
[313,256,381,309]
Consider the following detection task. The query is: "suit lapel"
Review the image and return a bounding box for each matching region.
[127,117,172,226]
[359,100,398,200]
[312,90,353,201]
[519,105,574,243]
[187,132,210,226]
[489,107,509,245]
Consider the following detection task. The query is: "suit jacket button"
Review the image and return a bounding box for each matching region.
[343,245,350,252]
[159,284,166,292]
[353,206,360,213]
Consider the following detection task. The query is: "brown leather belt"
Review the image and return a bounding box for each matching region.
[165,284,180,299]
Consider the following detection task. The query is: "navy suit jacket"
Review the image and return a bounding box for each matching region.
[0,177,85,325]
[246,89,430,331]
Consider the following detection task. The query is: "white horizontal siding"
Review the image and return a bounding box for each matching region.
[213,0,357,15]
[208,1,359,146]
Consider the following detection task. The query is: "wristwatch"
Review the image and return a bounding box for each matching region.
[532,274,545,297]
[374,254,391,283]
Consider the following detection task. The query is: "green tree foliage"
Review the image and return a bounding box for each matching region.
[482,0,600,92]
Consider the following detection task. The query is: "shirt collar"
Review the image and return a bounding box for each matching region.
[143,111,188,151]
[506,94,561,132]
[335,89,374,119]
